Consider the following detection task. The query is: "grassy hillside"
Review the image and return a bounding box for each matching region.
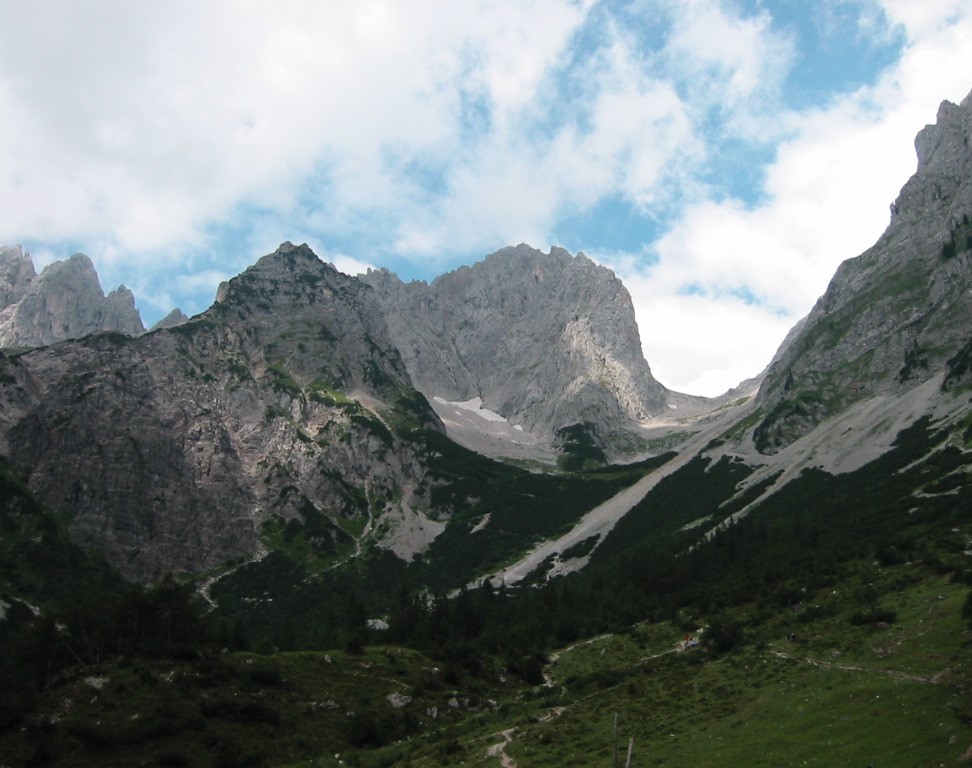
[357,558,971,767]
[0,644,512,767]
[2,554,967,767]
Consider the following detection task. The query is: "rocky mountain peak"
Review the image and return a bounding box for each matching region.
[886,88,972,241]
[0,245,36,308]
[150,307,189,331]
[207,241,415,403]
[754,88,972,452]
[104,285,144,332]
[0,247,144,348]
[0,242,443,580]
[362,243,668,450]
[914,91,972,173]
[215,241,344,307]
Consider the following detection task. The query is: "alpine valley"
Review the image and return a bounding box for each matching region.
[1,92,971,768]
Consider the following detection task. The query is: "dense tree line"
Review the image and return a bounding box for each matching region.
[0,576,211,727]
[0,460,213,727]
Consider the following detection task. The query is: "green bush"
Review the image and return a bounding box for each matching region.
[849,607,897,625]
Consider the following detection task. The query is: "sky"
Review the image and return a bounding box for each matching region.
[1,1,971,396]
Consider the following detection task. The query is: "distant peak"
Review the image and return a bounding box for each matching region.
[0,244,29,261]
[67,252,95,266]
[274,241,317,259]
[150,307,189,331]
[37,253,100,288]
[257,241,329,271]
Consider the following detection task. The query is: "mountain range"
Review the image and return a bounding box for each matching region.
[1,91,971,585]
[0,88,971,767]
[0,246,144,348]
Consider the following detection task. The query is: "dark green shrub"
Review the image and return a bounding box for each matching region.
[156,751,191,767]
[849,608,897,625]
[704,613,745,653]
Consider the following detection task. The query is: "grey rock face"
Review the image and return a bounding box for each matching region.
[0,249,145,347]
[1,242,441,581]
[104,284,144,334]
[0,245,36,308]
[150,307,190,330]
[362,244,668,443]
[755,88,972,452]
[212,242,417,399]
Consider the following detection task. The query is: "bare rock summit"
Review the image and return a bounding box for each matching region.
[755,88,972,452]
[362,244,668,450]
[0,248,144,347]
[150,307,190,331]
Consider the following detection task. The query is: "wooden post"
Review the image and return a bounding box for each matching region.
[625,737,634,767]
[613,713,619,767]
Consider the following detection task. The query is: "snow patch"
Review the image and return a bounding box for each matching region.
[429,393,556,463]
[434,396,508,423]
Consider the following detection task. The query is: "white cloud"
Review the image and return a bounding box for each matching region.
[330,254,377,278]
[1,1,971,393]
[1,0,790,273]
[0,1,591,260]
[599,3,972,394]
[664,1,792,113]
[595,252,795,396]
[388,20,706,259]
[879,0,969,38]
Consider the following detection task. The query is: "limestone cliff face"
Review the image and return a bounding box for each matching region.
[0,245,36,308]
[0,249,144,347]
[755,89,972,452]
[0,243,442,581]
[362,244,668,444]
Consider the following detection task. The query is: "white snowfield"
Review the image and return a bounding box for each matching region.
[429,394,556,463]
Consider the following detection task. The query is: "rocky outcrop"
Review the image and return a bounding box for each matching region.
[150,307,190,330]
[755,89,972,452]
[362,244,668,446]
[0,245,36,308]
[0,249,145,347]
[0,243,442,581]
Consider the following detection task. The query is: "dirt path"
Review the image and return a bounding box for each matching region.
[772,651,949,684]
[496,632,695,765]
[487,728,517,767]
